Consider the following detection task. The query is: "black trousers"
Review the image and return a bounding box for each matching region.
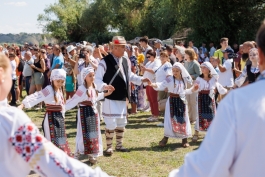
[10,79,17,105]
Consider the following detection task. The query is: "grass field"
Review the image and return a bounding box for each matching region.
[26,107,204,177]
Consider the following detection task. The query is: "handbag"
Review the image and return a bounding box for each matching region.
[158,98,167,111]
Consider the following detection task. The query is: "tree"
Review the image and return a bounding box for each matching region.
[37,0,89,42]
[184,0,265,47]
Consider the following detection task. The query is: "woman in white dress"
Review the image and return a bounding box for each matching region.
[65,67,114,164]
[0,53,110,177]
[19,69,72,156]
[149,62,198,147]
[192,62,227,142]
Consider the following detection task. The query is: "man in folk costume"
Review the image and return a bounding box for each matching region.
[95,36,150,155]
[169,21,265,177]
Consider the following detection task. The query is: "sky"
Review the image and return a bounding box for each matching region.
[0,0,56,34]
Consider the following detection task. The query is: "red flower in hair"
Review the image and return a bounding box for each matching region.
[114,40,120,44]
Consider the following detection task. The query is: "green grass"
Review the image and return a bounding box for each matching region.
[26,106,204,177]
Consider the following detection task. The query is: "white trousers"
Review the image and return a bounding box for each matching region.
[104,117,127,130]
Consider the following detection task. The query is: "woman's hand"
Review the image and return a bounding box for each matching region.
[192,83,199,92]
[140,65,146,72]
[30,64,35,69]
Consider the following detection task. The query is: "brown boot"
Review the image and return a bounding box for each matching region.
[159,136,168,147]
[181,138,190,148]
[115,127,130,152]
[104,129,114,156]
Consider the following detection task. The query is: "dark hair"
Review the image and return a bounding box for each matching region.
[139,37,148,44]
[146,50,156,58]
[256,21,265,57]
[189,40,194,43]
[199,73,212,78]
[220,37,228,44]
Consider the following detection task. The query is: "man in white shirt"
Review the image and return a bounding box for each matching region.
[23,51,34,95]
[169,20,265,177]
[217,48,234,100]
[154,39,163,57]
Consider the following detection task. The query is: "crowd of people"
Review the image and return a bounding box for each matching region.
[0,20,265,176]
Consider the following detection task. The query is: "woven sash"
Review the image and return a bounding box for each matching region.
[169,93,180,98]
[80,101,93,106]
[46,104,62,112]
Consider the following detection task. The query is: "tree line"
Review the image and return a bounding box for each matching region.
[38,0,265,46]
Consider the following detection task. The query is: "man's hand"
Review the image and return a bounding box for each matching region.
[18,104,24,110]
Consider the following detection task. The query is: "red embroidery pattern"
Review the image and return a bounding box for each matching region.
[9,122,46,162]
[42,88,50,97]
[114,39,120,44]
[76,89,83,97]
[49,152,74,177]
[171,121,187,135]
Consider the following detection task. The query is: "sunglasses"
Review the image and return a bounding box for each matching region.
[146,56,151,58]
[41,52,46,54]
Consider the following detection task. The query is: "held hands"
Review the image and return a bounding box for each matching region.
[192,83,199,92]
[141,78,151,85]
[103,85,115,96]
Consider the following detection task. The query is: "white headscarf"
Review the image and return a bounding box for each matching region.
[172,62,191,78]
[201,61,218,80]
[50,69,66,81]
[81,67,94,84]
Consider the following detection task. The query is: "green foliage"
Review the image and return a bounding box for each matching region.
[185,0,265,47]
[38,0,265,45]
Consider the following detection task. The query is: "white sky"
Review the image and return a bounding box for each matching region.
[0,0,56,34]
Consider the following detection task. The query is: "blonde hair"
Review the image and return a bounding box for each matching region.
[0,53,10,71]
[185,48,197,60]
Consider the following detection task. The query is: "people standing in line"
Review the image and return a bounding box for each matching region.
[141,50,161,122]
[95,36,150,156]
[184,48,202,124]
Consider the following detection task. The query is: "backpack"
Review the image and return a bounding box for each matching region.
[17,58,25,72]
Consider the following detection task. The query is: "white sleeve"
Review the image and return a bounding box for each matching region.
[164,63,173,76]
[152,59,161,72]
[96,92,105,102]
[170,91,236,177]
[127,58,143,85]
[22,86,53,108]
[216,82,227,95]
[8,109,109,177]
[95,60,107,91]
[65,87,86,111]
[155,77,170,91]
[224,60,232,70]
[235,66,247,87]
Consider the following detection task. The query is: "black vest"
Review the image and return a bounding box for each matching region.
[246,64,260,84]
[103,54,130,101]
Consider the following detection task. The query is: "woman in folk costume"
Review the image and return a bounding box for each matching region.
[0,54,109,176]
[192,62,227,142]
[65,67,114,164]
[19,69,72,156]
[233,48,260,88]
[149,62,199,148]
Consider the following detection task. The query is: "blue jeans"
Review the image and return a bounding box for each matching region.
[25,76,31,95]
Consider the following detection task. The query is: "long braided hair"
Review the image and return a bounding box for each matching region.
[83,80,98,97]
[51,81,66,103]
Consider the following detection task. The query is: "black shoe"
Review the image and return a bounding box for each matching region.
[9,102,17,107]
